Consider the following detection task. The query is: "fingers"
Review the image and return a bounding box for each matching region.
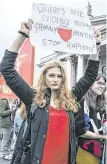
[93,28,101,45]
[28,18,33,24]
[28,19,33,31]
[21,19,33,31]
[96,31,101,37]
[93,28,101,36]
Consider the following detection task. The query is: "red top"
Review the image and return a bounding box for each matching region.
[42,106,70,164]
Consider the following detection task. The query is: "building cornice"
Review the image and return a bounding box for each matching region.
[91,15,107,25]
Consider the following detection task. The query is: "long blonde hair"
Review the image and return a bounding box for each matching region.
[34,60,78,112]
[19,102,27,120]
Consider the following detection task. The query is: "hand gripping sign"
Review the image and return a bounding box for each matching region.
[30,3,97,54]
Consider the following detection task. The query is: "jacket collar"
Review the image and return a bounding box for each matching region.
[44,88,51,106]
[44,88,51,98]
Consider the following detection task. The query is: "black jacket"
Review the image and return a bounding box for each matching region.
[75,98,105,158]
[0,50,99,164]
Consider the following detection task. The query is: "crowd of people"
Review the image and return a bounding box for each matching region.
[0,19,106,164]
[0,99,27,160]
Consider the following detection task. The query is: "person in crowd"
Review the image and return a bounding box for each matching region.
[3,101,27,161]
[0,98,12,158]
[0,19,101,164]
[75,74,107,164]
[5,99,19,152]
[14,101,27,136]
[101,90,107,164]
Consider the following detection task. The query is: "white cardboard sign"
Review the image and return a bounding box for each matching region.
[30,3,97,54]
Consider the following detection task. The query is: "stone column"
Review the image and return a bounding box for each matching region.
[76,55,84,82]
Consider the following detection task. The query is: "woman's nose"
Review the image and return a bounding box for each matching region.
[53,76,58,81]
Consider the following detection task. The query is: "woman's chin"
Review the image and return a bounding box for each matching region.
[51,86,59,90]
[96,91,103,95]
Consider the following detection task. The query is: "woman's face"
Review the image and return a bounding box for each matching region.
[91,77,106,95]
[45,67,63,90]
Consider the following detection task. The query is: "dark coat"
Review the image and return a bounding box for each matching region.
[0,99,11,128]
[75,98,105,158]
[0,50,99,164]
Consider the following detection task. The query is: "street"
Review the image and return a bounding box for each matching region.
[0,158,11,164]
[0,139,12,164]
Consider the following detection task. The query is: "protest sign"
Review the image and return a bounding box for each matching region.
[30,3,97,54]
[0,39,35,99]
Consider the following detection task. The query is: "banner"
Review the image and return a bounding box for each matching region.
[0,39,35,99]
[30,3,97,54]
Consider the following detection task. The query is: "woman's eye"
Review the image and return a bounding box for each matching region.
[97,82,105,86]
[49,75,54,77]
[58,75,62,78]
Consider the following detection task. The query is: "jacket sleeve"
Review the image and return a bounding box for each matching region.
[0,99,11,117]
[72,59,99,102]
[0,50,35,106]
[75,99,87,137]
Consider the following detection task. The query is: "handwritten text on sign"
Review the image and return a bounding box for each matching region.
[30,3,96,54]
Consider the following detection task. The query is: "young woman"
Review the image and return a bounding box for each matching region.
[0,19,101,164]
[2,101,27,161]
[0,99,12,157]
[75,74,107,164]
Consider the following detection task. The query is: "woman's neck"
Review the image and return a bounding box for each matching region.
[50,90,58,107]
[51,90,58,100]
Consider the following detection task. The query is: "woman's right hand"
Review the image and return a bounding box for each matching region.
[9,19,33,52]
[19,19,33,37]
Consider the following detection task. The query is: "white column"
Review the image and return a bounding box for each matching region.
[66,57,72,89]
[76,55,84,82]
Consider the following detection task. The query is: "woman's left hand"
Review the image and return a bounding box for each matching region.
[94,28,101,45]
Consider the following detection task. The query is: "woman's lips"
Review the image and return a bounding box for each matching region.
[52,84,58,86]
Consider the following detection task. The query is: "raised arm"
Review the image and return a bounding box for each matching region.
[72,59,99,102]
[72,30,101,102]
[0,20,35,105]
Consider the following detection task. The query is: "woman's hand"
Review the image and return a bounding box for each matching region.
[89,29,101,60]
[9,19,33,52]
[102,135,107,140]
[19,19,33,37]
[94,28,101,45]
[94,28,101,53]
